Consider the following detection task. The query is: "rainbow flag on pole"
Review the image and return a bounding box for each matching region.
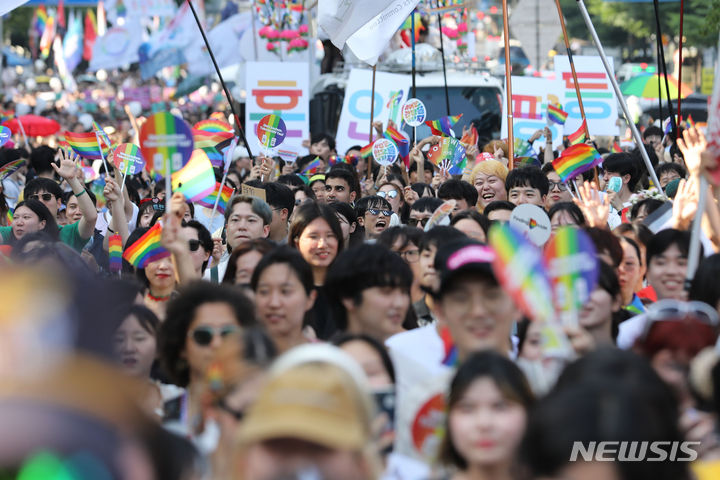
[194,119,233,133]
[300,157,322,175]
[93,120,112,148]
[196,182,234,214]
[122,222,170,269]
[547,104,568,125]
[551,143,603,182]
[384,125,410,167]
[566,120,588,146]
[425,114,462,137]
[193,129,234,149]
[108,233,123,273]
[360,143,373,158]
[63,131,110,160]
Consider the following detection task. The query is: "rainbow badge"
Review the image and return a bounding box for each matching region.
[372,139,399,166]
[172,150,217,202]
[139,112,194,177]
[122,222,170,269]
[552,143,602,182]
[383,125,410,168]
[401,98,427,127]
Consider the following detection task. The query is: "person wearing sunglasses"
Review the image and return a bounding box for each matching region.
[158,281,257,439]
[377,182,403,214]
[542,163,574,210]
[408,197,443,229]
[10,151,97,252]
[355,195,393,241]
[182,220,213,277]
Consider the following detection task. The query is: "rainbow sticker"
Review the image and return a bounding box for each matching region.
[402,98,427,127]
[0,126,11,147]
[372,138,398,166]
[113,143,146,175]
[139,112,194,177]
[256,114,287,149]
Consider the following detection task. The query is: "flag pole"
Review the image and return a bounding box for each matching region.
[251,0,259,61]
[575,0,665,197]
[685,176,707,290]
[186,0,255,164]
[652,0,676,138]
[208,172,230,227]
[16,116,29,149]
[94,131,111,177]
[677,0,685,123]
[436,2,450,116]
[411,11,417,146]
[502,0,514,169]
[367,65,377,181]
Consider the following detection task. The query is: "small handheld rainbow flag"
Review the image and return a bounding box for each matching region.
[425,114,462,137]
[383,125,410,167]
[202,146,224,168]
[108,234,123,273]
[566,120,588,146]
[93,121,112,148]
[300,157,322,175]
[686,114,696,129]
[196,182,234,214]
[122,222,170,269]
[552,143,603,182]
[459,125,479,148]
[0,158,25,181]
[547,104,568,125]
[64,131,110,160]
[611,141,622,153]
[360,143,373,158]
[193,129,234,149]
[171,150,217,202]
[194,119,233,133]
[513,137,537,159]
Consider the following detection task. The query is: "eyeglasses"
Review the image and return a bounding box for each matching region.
[407,217,430,227]
[189,325,240,346]
[640,299,719,341]
[28,193,53,202]
[377,190,399,199]
[188,239,201,252]
[217,398,244,420]
[367,208,392,217]
[548,181,568,191]
[399,248,420,263]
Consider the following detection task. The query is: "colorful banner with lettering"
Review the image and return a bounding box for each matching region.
[501,77,564,152]
[245,61,309,158]
[554,55,618,136]
[336,68,410,155]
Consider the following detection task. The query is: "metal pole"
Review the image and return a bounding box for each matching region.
[575,0,665,197]
[653,0,676,137]
[411,11,417,146]
[367,65,376,180]
[502,0,514,168]
[677,0,685,123]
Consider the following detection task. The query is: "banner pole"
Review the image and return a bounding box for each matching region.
[677,0,685,123]
[411,11,417,146]
[367,65,377,181]
[575,0,665,197]
[653,0,676,138]
[502,0,514,169]
[436,2,450,116]
[186,0,255,164]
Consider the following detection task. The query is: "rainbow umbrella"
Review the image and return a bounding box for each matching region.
[620,73,693,100]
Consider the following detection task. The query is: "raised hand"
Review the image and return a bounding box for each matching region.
[52,148,81,180]
[574,181,610,228]
[677,127,707,177]
[671,178,698,230]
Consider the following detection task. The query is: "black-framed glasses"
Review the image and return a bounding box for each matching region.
[189,325,240,346]
[188,240,201,252]
[377,190,399,199]
[407,217,430,227]
[399,248,420,263]
[548,181,568,191]
[217,398,245,420]
[367,208,392,217]
[28,193,53,202]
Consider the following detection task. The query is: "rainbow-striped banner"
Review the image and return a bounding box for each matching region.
[194,119,233,133]
[63,131,110,160]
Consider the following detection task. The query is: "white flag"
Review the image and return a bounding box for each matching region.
[184,12,251,76]
[89,19,144,71]
[0,0,29,18]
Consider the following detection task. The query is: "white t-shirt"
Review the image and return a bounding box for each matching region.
[95,202,139,236]
[617,313,648,350]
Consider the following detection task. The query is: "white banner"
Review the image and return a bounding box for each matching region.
[500,76,564,151]
[185,12,252,77]
[0,0,29,18]
[105,0,175,23]
[245,62,310,157]
[89,19,145,71]
[319,0,398,49]
[335,69,410,155]
[143,0,204,59]
[554,55,618,136]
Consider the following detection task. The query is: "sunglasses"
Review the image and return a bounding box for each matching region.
[407,217,430,227]
[367,208,392,217]
[188,240,201,252]
[548,181,568,191]
[377,190,399,199]
[640,299,719,341]
[189,325,240,346]
[28,193,54,202]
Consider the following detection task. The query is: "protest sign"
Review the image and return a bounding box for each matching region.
[245,62,309,158]
[139,113,194,177]
[241,183,267,202]
[501,76,564,151]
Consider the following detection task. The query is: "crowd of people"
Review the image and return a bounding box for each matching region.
[1,99,720,480]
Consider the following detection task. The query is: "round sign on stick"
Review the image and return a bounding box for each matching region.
[372,139,398,166]
[0,126,11,147]
[402,98,427,127]
[139,112,194,177]
[510,204,551,247]
[113,143,146,175]
[256,114,287,149]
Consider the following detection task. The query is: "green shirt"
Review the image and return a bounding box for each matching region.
[0,221,90,252]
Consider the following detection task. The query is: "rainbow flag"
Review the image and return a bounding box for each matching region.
[513,137,537,159]
[611,141,622,153]
[194,119,233,133]
[64,131,110,160]
[0,159,25,181]
[193,129,234,149]
[108,233,123,273]
[384,125,410,167]
[566,120,587,146]
[171,150,217,202]
[34,6,48,38]
[552,143,602,182]
[6,208,13,226]
[202,146,223,168]
[460,125,478,148]
[196,182,234,214]
[360,143,373,158]
[0,110,13,124]
[686,114,696,129]
[439,325,458,367]
[93,120,112,148]
[122,222,170,269]
[425,114,462,136]
[547,104,568,125]
[300,157,322,175]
